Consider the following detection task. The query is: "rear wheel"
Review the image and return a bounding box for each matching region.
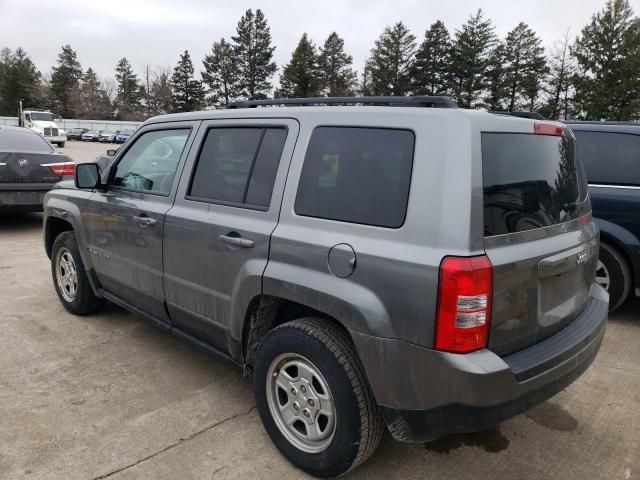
[597,242,631,311]
[51,231,103,315]
[57,142,65,148]
[253,318,383,477]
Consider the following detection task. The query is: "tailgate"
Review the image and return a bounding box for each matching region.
[0,152,66,184]
[481,129,597,356]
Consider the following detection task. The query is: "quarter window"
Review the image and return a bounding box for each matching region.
[188,127,287,208]
[294,127,415,228]
[112,129,190,194]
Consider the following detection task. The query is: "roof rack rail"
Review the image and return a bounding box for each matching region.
[226,96,458,109]
[490,111,546,120]
[564,120,640,126]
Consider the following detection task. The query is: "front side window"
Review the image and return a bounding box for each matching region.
[189,127,287,208]
[112,129,189,194]
[573,131,640,186]
[294,127,415,228]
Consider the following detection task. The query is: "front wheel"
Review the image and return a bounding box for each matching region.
[56,142,65,148]
[253,318,384,478]
[51,231,103,315]
[596,242,632,311]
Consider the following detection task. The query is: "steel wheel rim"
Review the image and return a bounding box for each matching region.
[56,247,78,302]
[266,353,337,453]
[595,260,610,291]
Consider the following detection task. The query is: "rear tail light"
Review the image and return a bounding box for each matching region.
[434,255,493,353]
[43,162,76,176]
[534,122,564,136]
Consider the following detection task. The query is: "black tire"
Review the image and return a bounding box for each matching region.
[253,318,384,478]
[51,231,103,315]
[57,142,65,148]
[598,242,631,311]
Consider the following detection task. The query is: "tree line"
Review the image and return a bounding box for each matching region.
[0,0,639,122]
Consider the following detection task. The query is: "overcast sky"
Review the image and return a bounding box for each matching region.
[0,0,610,82]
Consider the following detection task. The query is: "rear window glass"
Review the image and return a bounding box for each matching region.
[0,130,54,152]
[482,133,582,237]
[573,131,640,186]
[295,127,414,228]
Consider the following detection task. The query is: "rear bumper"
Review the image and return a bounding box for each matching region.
[351,284,608,443]
[0,184,54,212]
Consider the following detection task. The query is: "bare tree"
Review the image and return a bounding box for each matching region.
[101,76,117,103]
[542,30,576,120]
[147,65,174,116]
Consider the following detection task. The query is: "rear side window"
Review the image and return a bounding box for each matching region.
[188,127,287,208]
[0,130,54,152]
[295,127,415,228]
[482,133,581,237]
[573,131,640,186]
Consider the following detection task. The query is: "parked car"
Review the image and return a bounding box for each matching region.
[81,130,101,142]
[114,129,135,144]
[0,126,75,212]
[67,128,89,141]
[94,147,119,171]
[44,96,608,477]
[98,131,117,143]
[568,121,640,311]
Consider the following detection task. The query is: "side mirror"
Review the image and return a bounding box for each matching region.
[75,163,101,189]
[106,149,117,156]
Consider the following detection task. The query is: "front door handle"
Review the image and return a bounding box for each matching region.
[133,215,157,228]
[220,233,254,249]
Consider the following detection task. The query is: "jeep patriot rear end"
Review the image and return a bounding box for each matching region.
[43,97,608,477]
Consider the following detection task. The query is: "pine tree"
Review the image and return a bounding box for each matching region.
[0,49,9,112]
[368,22,416,96]
[484,43,507,110]
[317,32,357,96]
[232,9,277,99]
[541,32,576,120]
[503,22,548,111]
[276,33,321,98]
[114,57,144,119]
[50,45,83,117]
[202,38,240,107]
[412,21,451,96]
[0,47,41,116]
[449,10,498,108]
[572,0,640,120]
[171,50,205,112]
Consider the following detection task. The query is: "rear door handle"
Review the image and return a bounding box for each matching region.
[219,234,254,248]
[133,215,157,228]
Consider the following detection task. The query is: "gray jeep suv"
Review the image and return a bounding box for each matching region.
[43,97,608,477]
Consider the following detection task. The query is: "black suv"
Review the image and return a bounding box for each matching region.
[568,121,640,310]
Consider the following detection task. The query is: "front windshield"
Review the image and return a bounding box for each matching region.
[29,112,55,122]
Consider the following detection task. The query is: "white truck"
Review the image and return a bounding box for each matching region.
[20,109,67,147]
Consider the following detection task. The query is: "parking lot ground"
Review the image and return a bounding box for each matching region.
[1,217,639,479]
[58,140,113,164]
